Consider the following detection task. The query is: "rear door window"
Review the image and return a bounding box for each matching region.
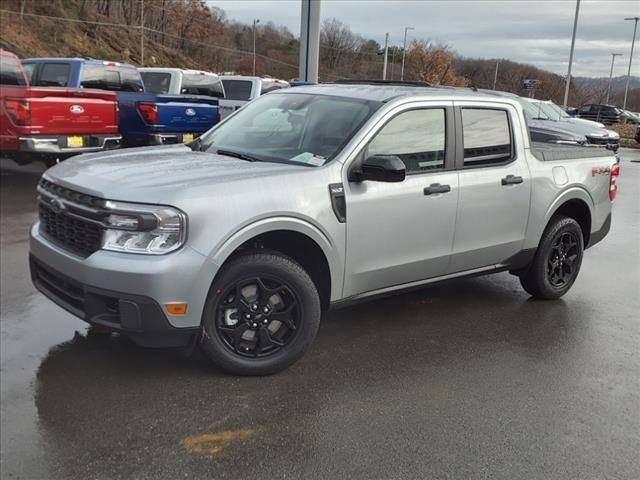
[38,63,70,87]
[0,56,27,86]
[221,80,253,101]
[181,74,225,98]
[462,108,513,166]
[80,64,143,92]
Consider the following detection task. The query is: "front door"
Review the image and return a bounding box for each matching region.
[343,104,459,298]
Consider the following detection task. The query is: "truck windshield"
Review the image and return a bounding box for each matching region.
[198,93,380,166]
[541,102,570,120]
[80,64,144,92]
[140,72,171,94]
[221,79,253,101]
[182,74,225,98]
[0,56,26,86]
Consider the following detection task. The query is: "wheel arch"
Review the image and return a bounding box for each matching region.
[542,189,593,247]
[208,217,342,309]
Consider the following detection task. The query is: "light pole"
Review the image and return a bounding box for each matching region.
[606,53,623,104]
[400,26,414,81]
[252,18,260,76]
[623,17,639,110]
[563,0,581,108]
[382,32,389,80]
[493,61,499,90]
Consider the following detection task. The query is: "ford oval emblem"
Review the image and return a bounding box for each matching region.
[70,105,84,114]
[185,108,196,117]
[49,198,65,214]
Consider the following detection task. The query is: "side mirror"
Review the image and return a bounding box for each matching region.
[354,155,406,183]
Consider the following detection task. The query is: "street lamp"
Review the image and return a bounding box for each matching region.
[563,0,581,108]
[400,26,414,81]
[252,18,260,76]
[622,17,639,110]
[606,53,623,104]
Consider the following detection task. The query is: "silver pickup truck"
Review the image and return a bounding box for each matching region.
[29,84,619,375]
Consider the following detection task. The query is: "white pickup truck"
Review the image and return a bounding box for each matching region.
[138,68,225,99]
[219,76,289,119]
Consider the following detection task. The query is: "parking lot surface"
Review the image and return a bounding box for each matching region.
[1,152,639,480]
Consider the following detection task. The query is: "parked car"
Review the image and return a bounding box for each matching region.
[22,58,222,146]
[536,100,605,128]
[619,109,640,124]
[576,104,621,125]
[482,91,619,151]
[522,98,620,151]
[30,84,618,375]
[219,75,289,119]
[0,51,121,166]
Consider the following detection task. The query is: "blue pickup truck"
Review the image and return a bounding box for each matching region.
[21,58,221,147]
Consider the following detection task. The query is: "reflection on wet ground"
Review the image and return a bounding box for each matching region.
[1,154,639,479]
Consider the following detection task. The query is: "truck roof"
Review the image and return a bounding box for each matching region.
[22,58,138,69]
[279,83,522,104]
[139,67,220,77]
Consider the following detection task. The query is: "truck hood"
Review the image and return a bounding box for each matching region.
[43,144,304,203]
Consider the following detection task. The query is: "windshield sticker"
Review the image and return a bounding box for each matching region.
[290,152,326,166]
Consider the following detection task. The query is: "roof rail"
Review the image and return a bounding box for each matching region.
[331,79,433,88]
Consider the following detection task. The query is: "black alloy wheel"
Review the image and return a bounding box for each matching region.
[215,276,300,358]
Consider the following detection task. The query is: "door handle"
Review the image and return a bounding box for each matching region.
[501,175,523,186]
[424,183,451,195]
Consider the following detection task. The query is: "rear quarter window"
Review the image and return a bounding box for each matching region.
[0,56,27,86]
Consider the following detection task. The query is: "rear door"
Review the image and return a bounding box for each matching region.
[343,102,459,297]
[448,102,531,273]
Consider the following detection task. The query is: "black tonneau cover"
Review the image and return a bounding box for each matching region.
[531,142,616,161]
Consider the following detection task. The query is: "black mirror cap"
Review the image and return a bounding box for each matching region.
[357,155,406,183]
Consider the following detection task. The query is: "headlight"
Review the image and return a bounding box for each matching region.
[101,201,186,255]
[549,139,586,146]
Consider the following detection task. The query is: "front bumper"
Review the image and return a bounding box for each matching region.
[19,134,122,155]
[29,222,219,347]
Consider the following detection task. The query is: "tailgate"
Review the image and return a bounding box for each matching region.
[153,95,219,132]
[25,88,119,134]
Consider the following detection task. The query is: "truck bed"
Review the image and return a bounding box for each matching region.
[531,142,617,161]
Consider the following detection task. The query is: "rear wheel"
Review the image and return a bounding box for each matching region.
[200,252,321,375]
[519,216,584,300]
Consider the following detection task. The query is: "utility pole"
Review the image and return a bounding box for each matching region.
[252,18,260,76]
[623,17,639,110]
[563,0,581,108]
[606,53,623,104]
[400,26,414,81]
[382,33,389,80]
[493,61,499,90]
[140,0,144,65]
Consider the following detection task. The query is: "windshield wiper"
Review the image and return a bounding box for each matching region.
[216,149,262,162]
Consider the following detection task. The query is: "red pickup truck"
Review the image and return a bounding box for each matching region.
[0,50,121,166]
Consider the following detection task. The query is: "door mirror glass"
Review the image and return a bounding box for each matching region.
[358,155,406,182]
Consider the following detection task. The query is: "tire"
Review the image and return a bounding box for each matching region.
[200,251,321,376]
[519,215,584,300]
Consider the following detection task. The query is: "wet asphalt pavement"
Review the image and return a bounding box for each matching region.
[1,152,639,480]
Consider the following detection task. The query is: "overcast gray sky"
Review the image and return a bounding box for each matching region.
[210,0,640,78]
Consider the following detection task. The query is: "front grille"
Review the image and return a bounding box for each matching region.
[586,136,608,146]
[38,179,106,257]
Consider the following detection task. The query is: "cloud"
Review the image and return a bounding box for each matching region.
[210,0,640,77]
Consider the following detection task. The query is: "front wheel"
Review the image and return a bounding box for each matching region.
[200,252,321,376]
[519,215,584,300]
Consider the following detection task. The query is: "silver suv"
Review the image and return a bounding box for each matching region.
[30,84,618,375]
